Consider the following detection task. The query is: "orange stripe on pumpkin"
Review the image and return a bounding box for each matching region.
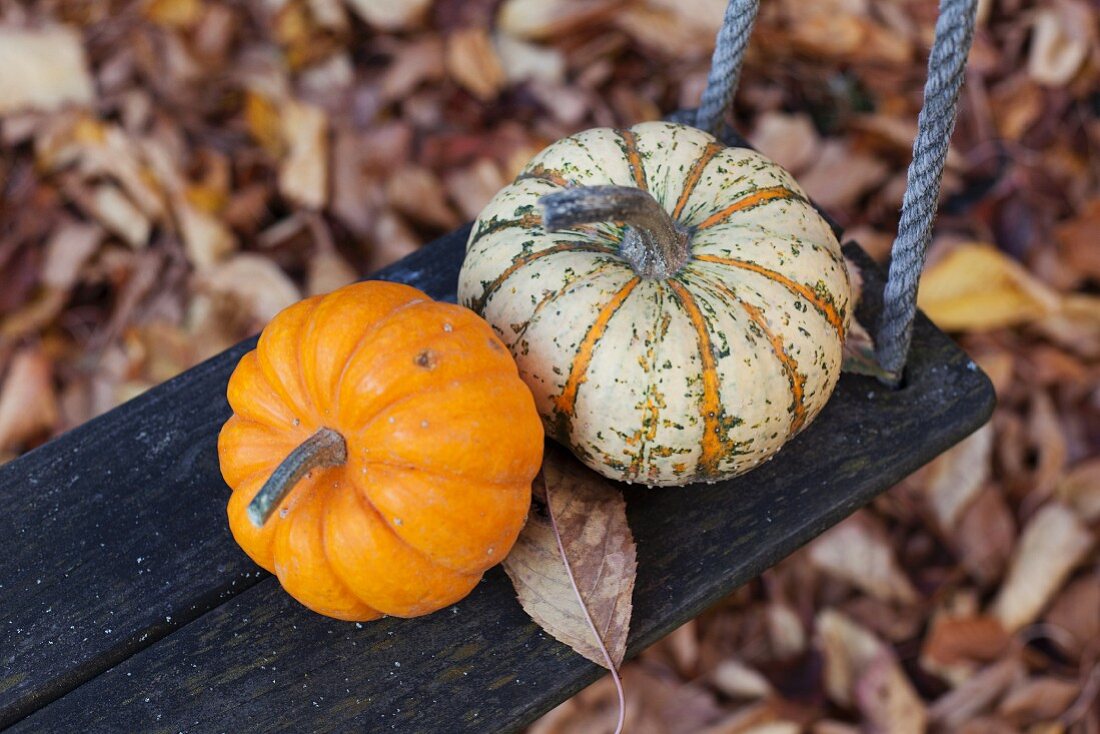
[686,271,808,436]
[738,300,807,434]
[554,277,640,421]
[470,212,542,245]
[471,241,616,313]
[696,186,802,230]
[665,280,725,476]
[693,254,846,339]
[671,141,724,221]
[617,129,647,190]
[517,165,572,187]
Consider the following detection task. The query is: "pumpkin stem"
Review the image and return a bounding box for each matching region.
[539,186,691,279]
[247,427,347,527]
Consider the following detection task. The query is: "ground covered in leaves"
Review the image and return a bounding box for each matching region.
[0,0,1097,731]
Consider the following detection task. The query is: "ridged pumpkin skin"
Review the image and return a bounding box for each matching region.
[458,121,851,486]
[218,281,543,621]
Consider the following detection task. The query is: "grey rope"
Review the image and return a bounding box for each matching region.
[876,0,978,384]
[694,0,759,136]
[691,0,976,384]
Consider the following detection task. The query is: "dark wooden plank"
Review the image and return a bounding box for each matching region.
[10,245,994,733]
[0,225,471,729]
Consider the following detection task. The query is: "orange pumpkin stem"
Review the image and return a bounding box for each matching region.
[539,185,691,279]
[247,427,347,527]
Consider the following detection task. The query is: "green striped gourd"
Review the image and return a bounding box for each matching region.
[457,121,851,487]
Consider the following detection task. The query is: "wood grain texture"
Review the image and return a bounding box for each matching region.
[0,226,470,729]
[6,241,994,733]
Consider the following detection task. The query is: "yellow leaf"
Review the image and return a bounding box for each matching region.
[244,92,285,157]
[917,243,1061,331]
[184,184,227,214]
[72,116,108,145]
[142,0,203,27]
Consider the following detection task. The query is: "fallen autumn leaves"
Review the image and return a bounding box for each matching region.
[0,0,1097,730]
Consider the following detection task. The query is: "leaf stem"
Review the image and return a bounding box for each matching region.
[545,482,626,734]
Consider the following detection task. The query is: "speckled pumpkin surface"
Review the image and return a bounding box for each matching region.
[457,121,852,486]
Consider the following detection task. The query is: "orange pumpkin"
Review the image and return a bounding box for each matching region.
[218,281,544,621]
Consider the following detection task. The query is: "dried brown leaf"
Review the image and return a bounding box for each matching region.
[968,346,1015,397]
[0,27,94,115]
[817,610,927,732]
[809,513,918,605]
[307,250,358,297]
[989,76,1046,141]
[785,9,912,66]
[1027,390,1069,501]
[503,448,636,669]
[445,27,506,102]
[1027,2,1091,87]
[306,0,348,31]
[840,596,925,643]
[1044,574,1100,658]
[928,655,1025,728]
[527,79,590,127]
[990,502,1094,632]
[812,723,860,734]
[385,166,459,230]
[498,0,621,40]
[665,619,700,677]
[494,35,566,85]
[851,114,964,170]
[41,221,104,291]
[0,347,59,451]
[613,4,721,61]
[0,290,68,342]
[176,201,237,269]
[345,0,430,30]
[330,131,379,237]
[748,112,821,175]
[57,120,166,220]
[444,158,506,220]
[955,717,1019,734]
[924,423,994,530]
[1034,294,1100,360]
[955,486,1017,586]
[840,317,892,379]
[380,38,445,101]
[711,659,773,700]
[1055,459,1100,523]
[694,700,797,734]
[853,650,927,734]
[279,100,328,210]
[85,183,152,249]
[195,253,301,329]
[1056,197,1100,284]
[797,141,889,211]
[765,602,806,659]
[369,212,420,272]
[920,614,1009,682]
[998,677,1080,724]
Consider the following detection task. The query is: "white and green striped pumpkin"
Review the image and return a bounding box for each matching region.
[457,121,851,487]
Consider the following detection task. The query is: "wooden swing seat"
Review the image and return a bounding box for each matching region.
[0,225,993,732]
